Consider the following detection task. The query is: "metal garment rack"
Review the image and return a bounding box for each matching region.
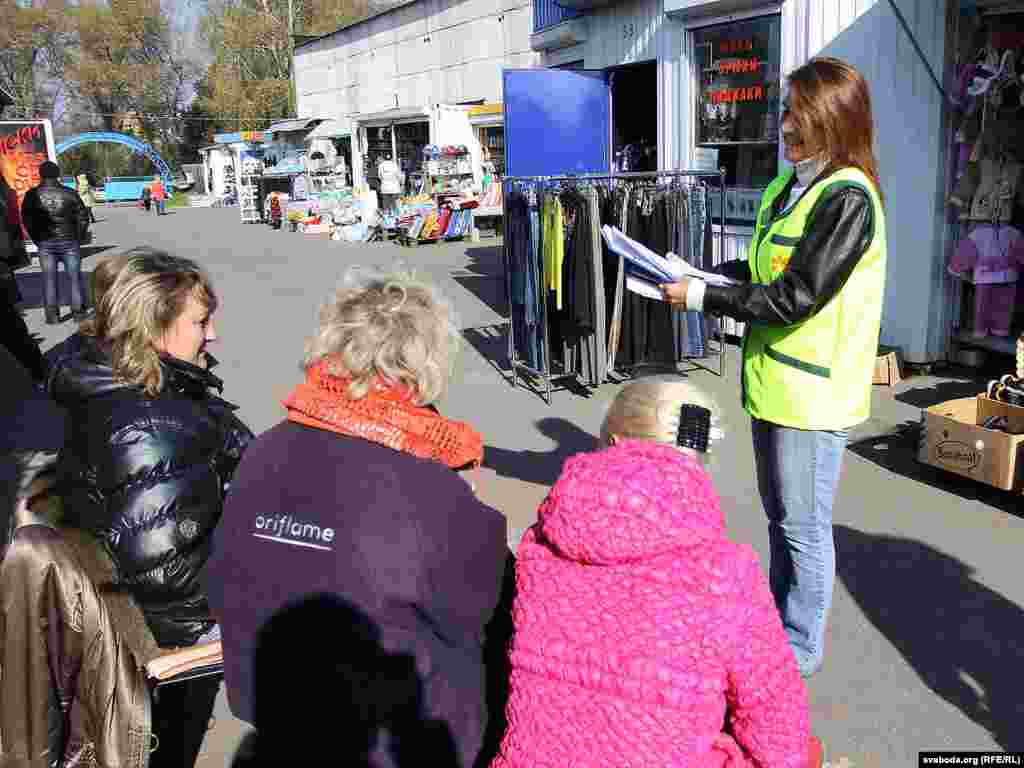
[502,168,728,404]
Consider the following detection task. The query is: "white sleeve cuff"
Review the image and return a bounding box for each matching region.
[686,278,707,313]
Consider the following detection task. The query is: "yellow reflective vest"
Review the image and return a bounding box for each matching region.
[743,166,887,430]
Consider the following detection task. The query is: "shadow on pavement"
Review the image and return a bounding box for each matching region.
[463,324,511,376]
[835,525,1024,750]
[485,416,599,487]
[847,421,1024,519]
[453,246,506,318]
[231,593,460,768]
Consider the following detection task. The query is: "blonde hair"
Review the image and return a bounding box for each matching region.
[79,253,133,336]
[303,267,458,405]
[601,377,723,465]
[92,248,218,397]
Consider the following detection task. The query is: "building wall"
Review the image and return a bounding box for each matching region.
[294,0,541,132]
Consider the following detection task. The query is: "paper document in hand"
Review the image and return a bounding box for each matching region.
[601,226,741,288]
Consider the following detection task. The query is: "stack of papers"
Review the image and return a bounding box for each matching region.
[600,226,740,302]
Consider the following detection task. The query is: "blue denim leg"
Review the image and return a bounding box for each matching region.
[751,418,848,677]
[57,240,86,312]
[36,241,60,311]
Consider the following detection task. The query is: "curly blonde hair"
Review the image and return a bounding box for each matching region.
[91,248,218,397]
[303,267,459,405]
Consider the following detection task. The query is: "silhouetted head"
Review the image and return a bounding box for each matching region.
[39,161,60,180]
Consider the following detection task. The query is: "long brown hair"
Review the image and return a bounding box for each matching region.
[786,57,883,202]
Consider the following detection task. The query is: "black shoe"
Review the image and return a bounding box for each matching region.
[71,309,91,323]
[44,307,61,325]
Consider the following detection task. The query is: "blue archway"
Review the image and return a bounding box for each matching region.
[56,131,174,190]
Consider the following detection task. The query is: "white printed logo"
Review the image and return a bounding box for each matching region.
[252,514,336,551]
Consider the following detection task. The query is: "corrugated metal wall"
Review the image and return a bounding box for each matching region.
[534,0,583,33]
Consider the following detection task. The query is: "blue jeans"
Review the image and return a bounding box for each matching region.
[37,238,86,314]
[751,418,848,677]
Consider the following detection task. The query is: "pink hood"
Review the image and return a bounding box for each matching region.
[492,440,811,768]
[537,439,725,564]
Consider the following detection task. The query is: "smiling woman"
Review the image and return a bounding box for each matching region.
[46,246,254,768]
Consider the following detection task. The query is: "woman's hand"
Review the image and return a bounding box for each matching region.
[660,277,692,308]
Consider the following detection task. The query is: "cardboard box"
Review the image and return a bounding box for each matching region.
[873,346,902,386]
[918,396,1024,490]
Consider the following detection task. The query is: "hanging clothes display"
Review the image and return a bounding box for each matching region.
[503,171,726,401]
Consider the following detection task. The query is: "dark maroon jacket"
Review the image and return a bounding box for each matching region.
[204,420,507,768]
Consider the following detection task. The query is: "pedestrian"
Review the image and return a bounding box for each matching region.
[0,172,47,381]
[378,154,403,210]
[47,248,254,768]
[21,161,91,325]
[150,175,167,215]
[490,377,821,768]
[659,56,887,678]
[141,185,152,212]
[204,267,507,768]
[43,252,131,373]
[77,173,97,223]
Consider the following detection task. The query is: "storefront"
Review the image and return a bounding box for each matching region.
[944,3,1024,363]
[526,0,955,364]
[469,104,507,177]
[352,107,431,194]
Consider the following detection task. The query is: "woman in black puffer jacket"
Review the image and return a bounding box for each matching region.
[49,248,252,647]
[48,248,253,768]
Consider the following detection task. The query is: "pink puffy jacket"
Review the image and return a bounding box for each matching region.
[491,440,812,768]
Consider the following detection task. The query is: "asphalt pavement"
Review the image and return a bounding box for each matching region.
[20,205,1024,766]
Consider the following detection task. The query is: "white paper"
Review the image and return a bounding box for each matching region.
[601,226,741,288]
[626,275,668,302]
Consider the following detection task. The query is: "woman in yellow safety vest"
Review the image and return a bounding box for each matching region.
[661,57,887,679]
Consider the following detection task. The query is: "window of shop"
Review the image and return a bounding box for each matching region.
[691,14,781,226]
[612,60,658,173]
[478,125,505,176]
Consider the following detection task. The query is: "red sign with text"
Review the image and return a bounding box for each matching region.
[0,121,56,242]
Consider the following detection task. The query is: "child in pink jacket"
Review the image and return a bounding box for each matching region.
[492,378,818,768]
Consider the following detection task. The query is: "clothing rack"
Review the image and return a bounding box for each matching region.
[502,168,728,404]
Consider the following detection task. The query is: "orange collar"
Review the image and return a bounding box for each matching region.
[283,362,483,470]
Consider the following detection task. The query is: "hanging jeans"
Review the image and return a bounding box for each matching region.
[686,187,707,357]
[37,238,87,314]
[751,418,849,677]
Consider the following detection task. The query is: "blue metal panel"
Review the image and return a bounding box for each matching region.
[504,69,610,177]
[533,0,582,34]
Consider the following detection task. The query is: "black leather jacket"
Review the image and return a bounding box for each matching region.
[22,178,89,243]
[48,337,253,647]
[703,172,877,326]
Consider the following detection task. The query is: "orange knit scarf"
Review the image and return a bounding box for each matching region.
[283,361,483,470]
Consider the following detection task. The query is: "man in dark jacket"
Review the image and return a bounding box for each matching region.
[22,161,90,324]
[0,174,47,381]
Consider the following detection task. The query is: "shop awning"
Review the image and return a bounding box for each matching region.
[468,103,504,126]
[355,107,428,127]
[266,117,323,135]
[305,119,350,141]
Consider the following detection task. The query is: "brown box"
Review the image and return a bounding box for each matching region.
[918,396,1024,490]
[873,347,902,386]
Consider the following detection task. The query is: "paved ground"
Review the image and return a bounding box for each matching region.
[21,205,1024,766]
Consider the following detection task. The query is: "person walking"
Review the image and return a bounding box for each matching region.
[77,173,97,223]
[150,175,168,215]
[21,161,91,325]
[0,173,47,381]
[659,57,887,679]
